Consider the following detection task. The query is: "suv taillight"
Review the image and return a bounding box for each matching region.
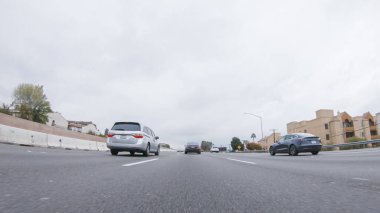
[107,133,115,138]
[132,134,144,139]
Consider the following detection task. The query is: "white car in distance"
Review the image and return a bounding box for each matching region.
[210,147,220,153]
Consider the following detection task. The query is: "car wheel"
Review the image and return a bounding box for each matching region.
[289,145,298,156]
[155,146,160,156]
[185,152,187,154]
[111,150,118,156]
[130,151,135,156]
[269,147,275,156]
[143,144,150,157]
[311,151,319,155]
[198,151,201,154]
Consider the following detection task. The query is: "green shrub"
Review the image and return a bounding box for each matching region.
[348,136,365,143]
[339,146,352,150]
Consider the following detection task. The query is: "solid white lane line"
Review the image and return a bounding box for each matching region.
[226,158,257,165]
[122,158,159,167]
[352,177,369,181]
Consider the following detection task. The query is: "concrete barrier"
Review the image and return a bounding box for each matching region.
[0,123,108,151]
[47,134,63,148]
[74,138,91,150]
[30,131,48,147]
[0,124,40,146]
[96,142,109,151]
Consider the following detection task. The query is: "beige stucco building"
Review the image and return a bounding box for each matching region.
[287,109,379,145]
[47,112,68,129]
[258,133,282,150]
[68,121,100,135]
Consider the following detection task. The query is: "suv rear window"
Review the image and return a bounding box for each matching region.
[186,142,199,146]
[111,122,140,131]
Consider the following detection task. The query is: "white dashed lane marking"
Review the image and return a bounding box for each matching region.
[352,177,369,181]
[226,158,257,165]
[122,158,159,167]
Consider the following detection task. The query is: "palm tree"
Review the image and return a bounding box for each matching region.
[251,133,256,142]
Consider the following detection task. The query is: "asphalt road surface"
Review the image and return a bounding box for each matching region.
[1,142,380,213]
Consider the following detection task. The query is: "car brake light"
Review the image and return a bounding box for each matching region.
[107,133,115,138]
[132,134,144,139]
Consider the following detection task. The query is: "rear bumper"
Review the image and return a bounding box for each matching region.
[298,144,322,152]
[107,142,146,152]
[185,148,201,153]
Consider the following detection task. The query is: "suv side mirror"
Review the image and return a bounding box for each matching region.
[155,136,159,140]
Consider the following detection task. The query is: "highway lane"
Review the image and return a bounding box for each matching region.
[1,143,380,213]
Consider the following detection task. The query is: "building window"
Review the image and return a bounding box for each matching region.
[346,132,354,138]
[325,123,328,130]
[343,119,353,128]
[326,134,330,140]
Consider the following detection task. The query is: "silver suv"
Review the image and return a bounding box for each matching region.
[106,122,160,156]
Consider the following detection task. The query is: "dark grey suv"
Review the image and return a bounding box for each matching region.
[185,142,201,154]
[269,133,322,156]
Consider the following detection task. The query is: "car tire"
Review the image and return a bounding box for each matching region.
[155,146,160,156]
[143,144,150,157]
[185,152,187,154]
[289,145,298,156]
[111,150,118,156]
[198,151,201,154]
[130,151,135,156]
[269,147,275,156]
[311,151,319,155]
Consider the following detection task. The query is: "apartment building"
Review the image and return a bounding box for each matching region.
[287,109,380,145]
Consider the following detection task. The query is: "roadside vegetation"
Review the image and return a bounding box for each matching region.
[160,143,171,149]
[339,136,366,150]
[1,83,52,124]
[0,103,12,115]
[230,137,244,151]
[246,142,263,150]
[201,141,213,152]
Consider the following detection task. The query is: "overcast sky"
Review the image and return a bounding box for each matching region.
[0,0,379,148]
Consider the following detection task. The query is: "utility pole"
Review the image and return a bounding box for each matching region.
[269,129,278,143]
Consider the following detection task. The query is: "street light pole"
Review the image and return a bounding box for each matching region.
[244,112,264,140]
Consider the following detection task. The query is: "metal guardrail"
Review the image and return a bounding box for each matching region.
[322,139,380,149]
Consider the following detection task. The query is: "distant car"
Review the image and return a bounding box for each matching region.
[269,133,322,156]
[210,147,219,153]
[185,142,201,154]
[106,122,160,156]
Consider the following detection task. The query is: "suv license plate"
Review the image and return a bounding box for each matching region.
[311,141,316,144]
[120,135,127,140]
